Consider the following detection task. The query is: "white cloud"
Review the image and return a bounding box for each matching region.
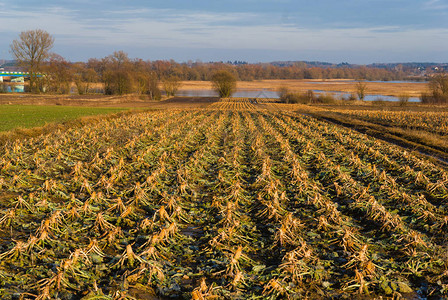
[1,4,448,61]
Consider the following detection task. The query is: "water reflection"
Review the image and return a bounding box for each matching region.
[0,84,421,102]
[306,80,426,84]
[312,90,420,102]
[176,89,420,102]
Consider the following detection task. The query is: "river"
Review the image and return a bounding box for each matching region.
[2,84,421,102]
[176,89,421,102]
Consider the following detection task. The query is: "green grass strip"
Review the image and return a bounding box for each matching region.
[0,105,128,132]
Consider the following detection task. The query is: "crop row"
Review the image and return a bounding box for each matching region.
[0,104,447,299]
[330,109,448,136]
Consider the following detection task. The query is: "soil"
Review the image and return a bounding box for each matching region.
[0,94,218,109]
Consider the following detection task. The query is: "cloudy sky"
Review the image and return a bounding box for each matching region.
[1,0,447,63]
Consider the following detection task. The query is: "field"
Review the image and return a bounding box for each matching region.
[0,98,448,299]
[302,105,448,165]
[0,105,128,132]
[180,79,428,98]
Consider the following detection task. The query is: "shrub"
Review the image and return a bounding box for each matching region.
[316,93,336,104]
[134,72,161,100]
[146,75,162,100]
[75,67,97,95]
[398,94,410,106]
[305,90,315,103]
[425,73,448,104]
[356,81,367,100]
[372,98,385,106]
[75,81,89,95]
[279,90,324,104]
[277,86,289,99]
[211,70,237,98]
[281,93,305,103]
[420,91,448,104]
[420,92,433,104]
[162,76,182,97]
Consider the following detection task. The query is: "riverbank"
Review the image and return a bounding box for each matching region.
[1,79,428,98]
[180,79,428,98]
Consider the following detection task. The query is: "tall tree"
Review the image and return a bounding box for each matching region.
[102,51,134,95]
[10,29,54,93]
[44,53,74,94]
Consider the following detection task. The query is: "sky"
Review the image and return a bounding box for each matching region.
[1,0,448,64]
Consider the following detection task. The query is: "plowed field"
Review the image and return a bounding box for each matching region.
[0,99,447,299]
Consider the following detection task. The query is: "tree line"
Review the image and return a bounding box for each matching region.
[83,57,409,82]
[6,29,448,103]
[33,52,410,95]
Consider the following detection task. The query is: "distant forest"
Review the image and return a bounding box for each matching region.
[3,52,448,97]
[83,57,442,82]
[2,54,447,83]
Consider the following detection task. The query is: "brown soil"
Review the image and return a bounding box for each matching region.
[0,93,156,108]
[157,97,219,109]
[0,94,218,109]
[164,96,218,103]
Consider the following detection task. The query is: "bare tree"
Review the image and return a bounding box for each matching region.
[74,63,98,95]
[43,53,74,94]
[102,51,135,95]
[356,80,367,101]
[10,29,54,93]
[134,72,161,100]
[429,72,448,103]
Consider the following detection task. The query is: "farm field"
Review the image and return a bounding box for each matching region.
[300,106,448,165]
[0,99,448,299]
[0,105,128,132]
[321,109,448,136]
